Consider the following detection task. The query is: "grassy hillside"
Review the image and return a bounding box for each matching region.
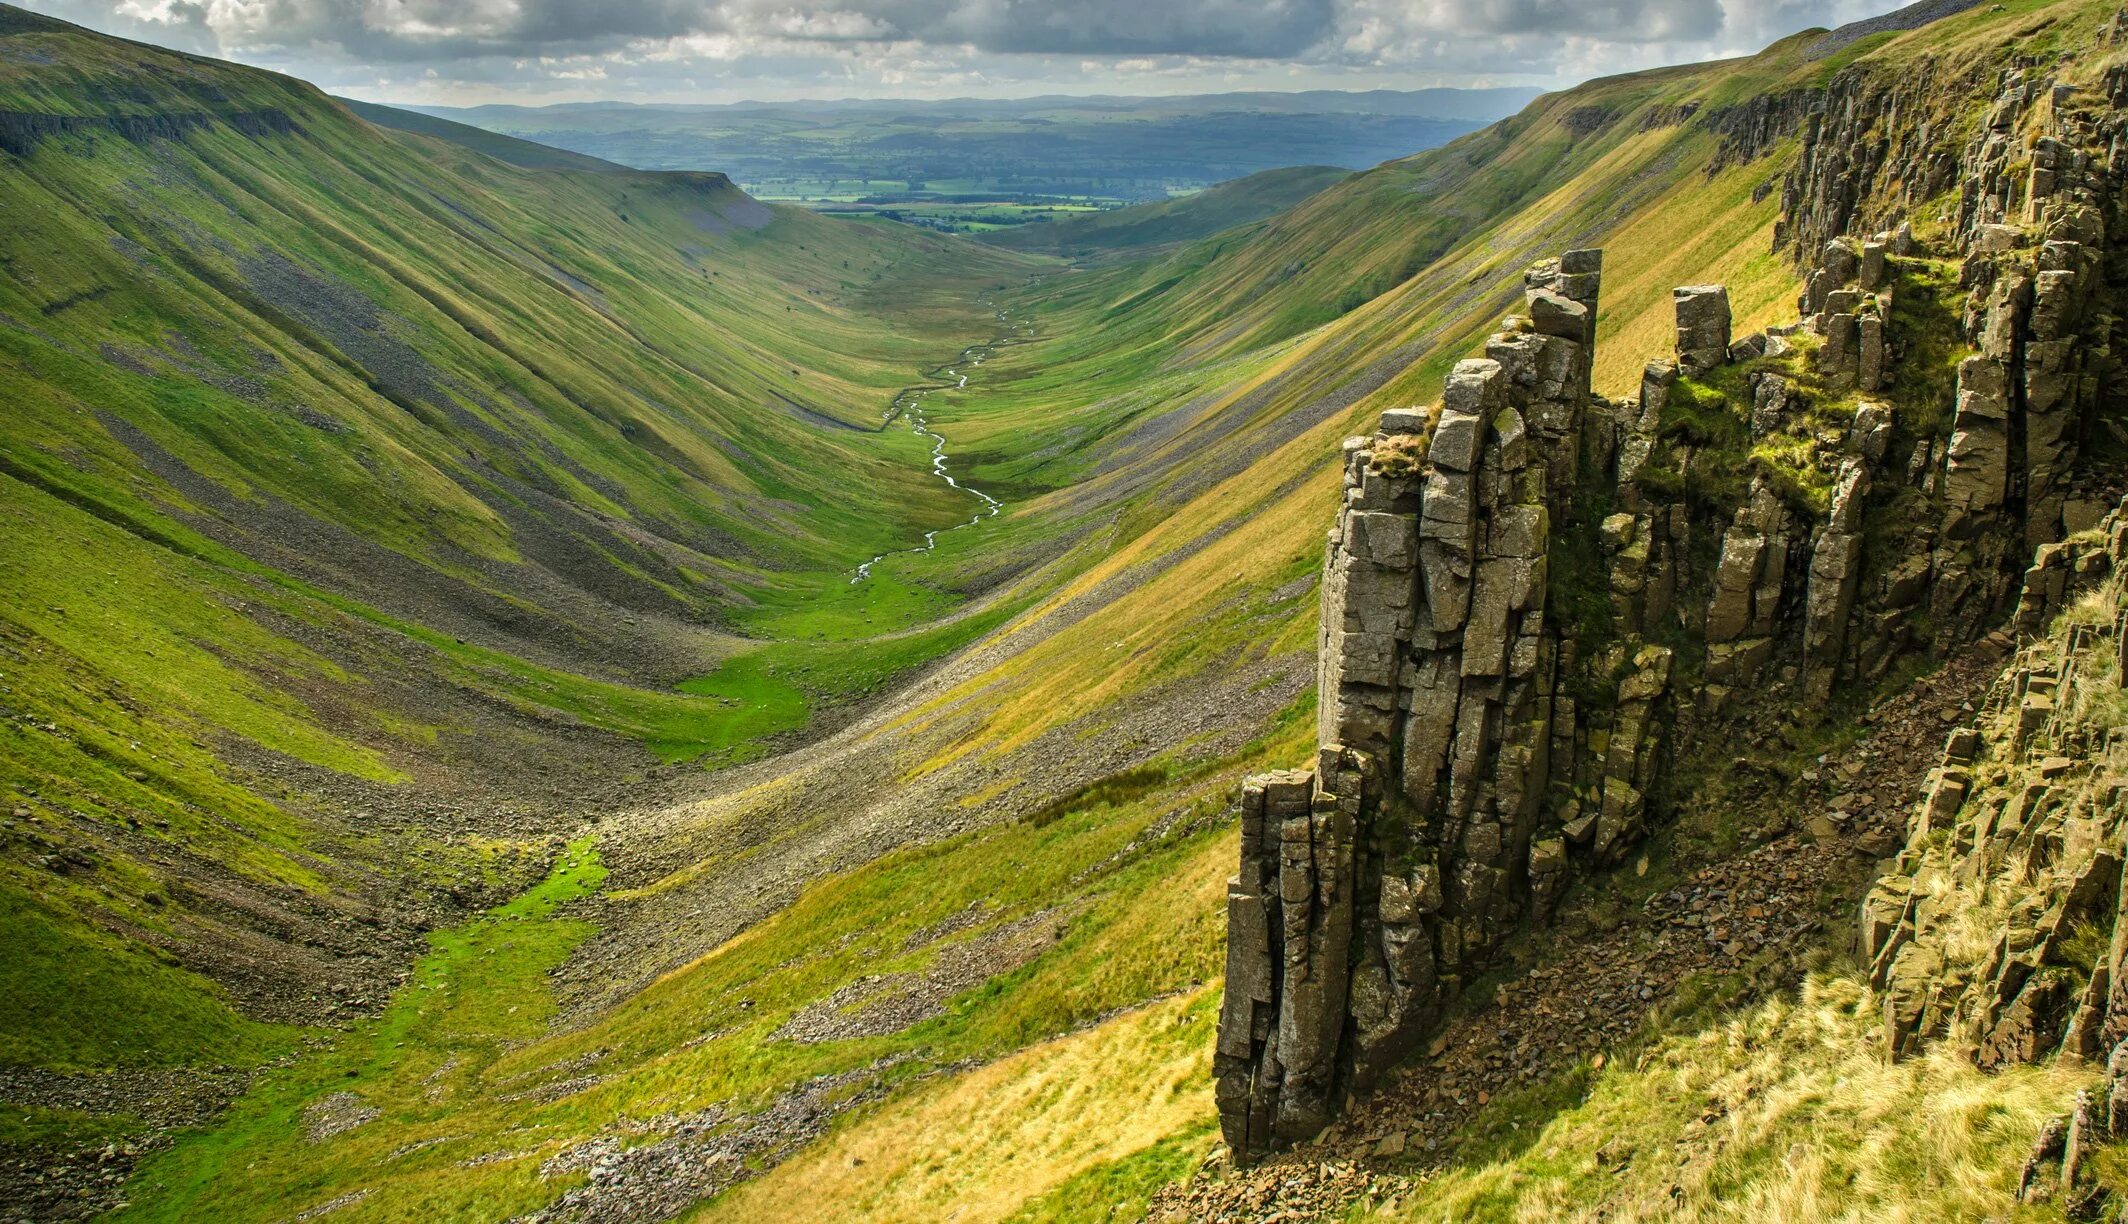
[0,0,1058,1138]
[975,166,1350,261]
[655,3,2110,1220]
[5,0,2115,1220]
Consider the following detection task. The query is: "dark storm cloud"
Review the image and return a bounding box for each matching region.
[1453,0,1726,41]
[897,0,1339,57]
[140,0,1338,62]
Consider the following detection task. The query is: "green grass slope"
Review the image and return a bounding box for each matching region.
[975,165,1350,261]
[0,0,1058,1129]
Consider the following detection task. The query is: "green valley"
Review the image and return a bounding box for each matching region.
[7,0,2128,1221]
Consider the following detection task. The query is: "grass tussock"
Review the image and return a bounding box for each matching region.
[700,990,1221,1224]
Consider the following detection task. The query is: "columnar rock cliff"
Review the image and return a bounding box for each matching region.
[1858,509,2126,1213]
[1217,39,2128,1160]
[1216,249,1661,1155]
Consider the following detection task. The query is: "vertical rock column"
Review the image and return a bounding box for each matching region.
[1673,285,1732,374]
[2020,209,2103,549]
[1272,747,1365,1138]
[1804,457,1870,699]
[1219,250,1609,1158]
[1214,770,1311,1157]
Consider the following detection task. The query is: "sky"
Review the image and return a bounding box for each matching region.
[19,0,1906,106]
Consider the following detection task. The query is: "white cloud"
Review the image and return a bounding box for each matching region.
[13,0,1924,103]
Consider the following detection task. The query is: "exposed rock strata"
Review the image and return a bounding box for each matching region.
[1220,248,1687,1157]
[1860,503,2126,1213]
[1219,44,2128,1158]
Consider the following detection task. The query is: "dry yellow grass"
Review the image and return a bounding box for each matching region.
[1379,977,2091,1223]
[698,987,1219,1224]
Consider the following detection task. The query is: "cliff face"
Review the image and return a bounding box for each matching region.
[1217,25,2128,1161]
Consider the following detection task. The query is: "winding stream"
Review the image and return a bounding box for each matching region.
[851,302,1033,583]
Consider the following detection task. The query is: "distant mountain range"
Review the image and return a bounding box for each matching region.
[388,87,1544,202]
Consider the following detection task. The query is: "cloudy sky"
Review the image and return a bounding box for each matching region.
[21,0,1902,105]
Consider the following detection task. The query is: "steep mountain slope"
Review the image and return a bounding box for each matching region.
[975,166,1351,261]
[0,1,1057,1193]
[10,1,2128,1222]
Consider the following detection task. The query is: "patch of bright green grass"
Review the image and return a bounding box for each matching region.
[119,721,1270,1222]
[0,881,299,1072]
[120,836,606,1223]
[0,1102,151,1149]
[676,596,1022,764]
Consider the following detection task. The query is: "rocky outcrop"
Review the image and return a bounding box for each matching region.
[1861,500,2126,1214]
[1219,25,2128,1160]
[1777,25,2128,659]
[1673,285,1732,374]
[1218,249,1632,1156]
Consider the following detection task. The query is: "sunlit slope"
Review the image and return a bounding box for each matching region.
[901,0,2078,778]
[949,33,1862,407]
[0,1,1045,1099]
[0,13,1039,644]
[620,0,1833,1058]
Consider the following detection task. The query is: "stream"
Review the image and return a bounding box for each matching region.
[851,302,1033,583]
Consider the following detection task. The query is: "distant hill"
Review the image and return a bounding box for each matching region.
[977,165,1350,260]
[336,96,627,172]
[404,88,1543,203]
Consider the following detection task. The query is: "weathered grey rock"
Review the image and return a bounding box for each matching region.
[1706,526,1767,644]
[1850,400,1894,461]
[1216,770,1314,1156]
[1378,407,1429,436]
[1975,223,2025,254]
[1822,238,1859,285]
[1819,311,1860,384]
[1858,312,1888,390]
[1860,240,1890,289]
[1222,248,1710,1163]
[1527,290,1588,341]
[1805,459,1870,695]
[1431,401,1488,473]
[1943,355,2011,537]
[2019,1114,2069,1203]
[1235,318,1519,1159]
[1673,284,1732,373]
[1750,372,1792,439]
